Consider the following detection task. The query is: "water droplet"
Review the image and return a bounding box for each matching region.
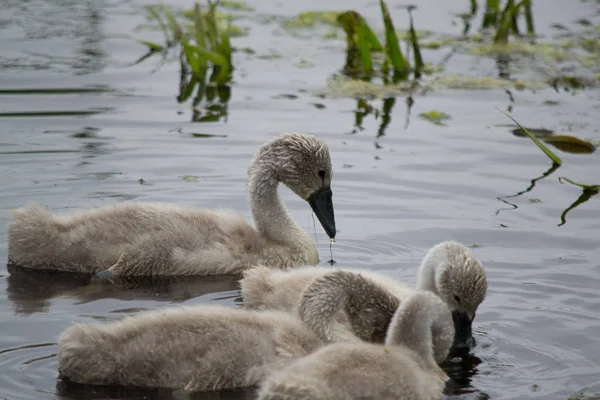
[329,238,335,244]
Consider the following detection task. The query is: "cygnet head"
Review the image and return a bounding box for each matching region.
[248,133,336,238]
[417,241,487,351]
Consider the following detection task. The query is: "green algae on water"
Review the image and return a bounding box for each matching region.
[314,76,417,100]
[283,11,342,29]
[419,110,450,126]
[431,75,547,90]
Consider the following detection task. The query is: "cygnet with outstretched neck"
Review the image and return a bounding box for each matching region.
[241,240,486,350]
[257,291,453,400]
[7,133,336,276]
[57,306,325,391]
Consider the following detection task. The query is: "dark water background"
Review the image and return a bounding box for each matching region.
[1,0,599,399]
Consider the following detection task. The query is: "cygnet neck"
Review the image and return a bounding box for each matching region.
[385,294,438,365]
[247,166,308,245]
[416,248,447,296]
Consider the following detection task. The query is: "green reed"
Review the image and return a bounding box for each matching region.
[138,1,233,87]
[480,0,536,43]
[336,0,423,82]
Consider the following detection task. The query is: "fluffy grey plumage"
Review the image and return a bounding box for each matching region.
[257,291,453,400]
[241,240,487,350]
[7,133,334,276]
[57,306,324,391]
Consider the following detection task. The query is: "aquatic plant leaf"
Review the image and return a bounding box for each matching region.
[220,29,232,67]
[189,44,231,82]
[498,109,562,165]
[543,136,596,154]
[355,22,373,74]
[194,3,207,49]
[363,21,383,51]
[559,177,600,191]
[408,7,424,78]
[482,0,500,28]
[160,3,183,41]
[336,11,381,76]
[494,0,516,43]
[379,0,410,80]
[137,40,165,51]
[511,127,554,138]
[182,39,206,77]
[523,0,535,35]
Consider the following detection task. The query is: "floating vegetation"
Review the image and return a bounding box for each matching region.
[497,113,598,225]
[419,110,451,126]
[284,11,341,29]
[315,75,417,100]
[510,127,596,154]
[543,136,596,154]
[511,127,553,138]
[135,1,234,122]
[431,75,546,90]
[498,109,562,165]
[182,175,200,182]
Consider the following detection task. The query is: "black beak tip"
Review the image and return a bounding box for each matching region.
[308,187,336,239]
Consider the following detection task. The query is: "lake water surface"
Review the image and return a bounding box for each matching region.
[1,0,599,399]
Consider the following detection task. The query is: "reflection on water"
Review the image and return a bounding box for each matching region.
[191,84,231,123]
[559,187,599,227]
[496,163,560,215]
[351,95,408,138]
[0,0,107,74]
[443,353,485,398]
[6,265,240,315]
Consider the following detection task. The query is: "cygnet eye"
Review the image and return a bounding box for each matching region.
[453,295,461,304]
[318,170,326,178]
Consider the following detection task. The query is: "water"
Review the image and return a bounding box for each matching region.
[1,0,600,399]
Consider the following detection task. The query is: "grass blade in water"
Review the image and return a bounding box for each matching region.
[379,0,410,80]
[219,21,233,69]
[494,0,516,43]
[482,0,500,28]
[355,21,374,75]
[190,44,230,83]
[497,109,562,165]
[194,3,207,49]
[408,7,423,78]
[160,3,183,42]
[558,177,600,192]
[524,0,535,35]
[137,40,165,51]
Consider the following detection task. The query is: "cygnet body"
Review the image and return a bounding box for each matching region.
[257,291,453,400]
[57,306,324,391]
[7,133,336,276]
[241,240,487,349]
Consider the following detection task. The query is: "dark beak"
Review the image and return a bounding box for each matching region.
[452,311,474,350]
[308,186,336,239]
